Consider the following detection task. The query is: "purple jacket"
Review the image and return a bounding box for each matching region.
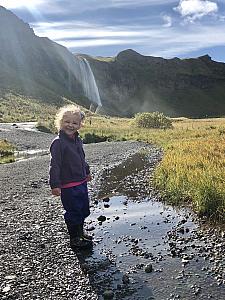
[49,130,90,189]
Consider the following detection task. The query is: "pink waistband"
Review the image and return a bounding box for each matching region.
[61,178,87,189]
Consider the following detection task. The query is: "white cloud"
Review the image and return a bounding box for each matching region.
[148,24,225,57]
[32,19,225,59]
[162,15,173,27]
[174,0,218,22]
[58,38,142,48]
[1,0,177,15]
[0,0,45,9]
[4,0,225,60]
[32,21,152,41]
[110,0,175,7]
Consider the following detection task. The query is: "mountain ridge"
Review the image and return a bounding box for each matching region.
[86,49,225,117]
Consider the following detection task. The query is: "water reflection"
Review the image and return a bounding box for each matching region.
[14,149,49,161]
[0,149,49,164]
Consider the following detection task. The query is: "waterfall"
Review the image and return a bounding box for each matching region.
[74,55,102,107]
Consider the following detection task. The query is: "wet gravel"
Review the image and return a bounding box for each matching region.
[0,124,224,300]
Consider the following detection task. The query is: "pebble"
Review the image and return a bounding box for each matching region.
[145,264,153,273]
[2,285,11,293]
[97,215,106,222]
[103,289,114,299]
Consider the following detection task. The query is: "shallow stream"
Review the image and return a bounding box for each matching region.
[0,122,49,163]
[82,152,225,300]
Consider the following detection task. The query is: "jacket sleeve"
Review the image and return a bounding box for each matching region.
[81,147,90,175]
[85,161,90,175]
[80,137,90,176]
[49,139,62,189]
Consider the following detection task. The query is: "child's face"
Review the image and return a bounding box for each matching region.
[61,112,81,136]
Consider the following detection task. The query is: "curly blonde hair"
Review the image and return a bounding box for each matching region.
[54,105,85,131]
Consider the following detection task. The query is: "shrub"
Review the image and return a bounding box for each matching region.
[36,120,55,133]
[0,139,15,156]
[82,132,109,144]
[218,127,225,135]
[36,124,52,133]
[134,112,173,129]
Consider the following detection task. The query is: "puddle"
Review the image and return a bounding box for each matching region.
[14,149,49,162]
[0,122,38,132]
[0,149,49,164]
[96,150,158,200]
[86,196,193,299]
[85,195,225,300]
[92,195,196,254]
[83,151,225,300]
[0,122,48,164]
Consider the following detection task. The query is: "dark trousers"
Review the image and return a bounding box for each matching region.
[61,182,90,225]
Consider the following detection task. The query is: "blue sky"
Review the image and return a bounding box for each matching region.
[1,0,225,62]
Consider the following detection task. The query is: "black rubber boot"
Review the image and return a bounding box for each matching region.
[66,223,93,249]
[80,224,93,240]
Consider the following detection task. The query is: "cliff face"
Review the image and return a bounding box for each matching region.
[0,6,89,107]
[88,49,225,117]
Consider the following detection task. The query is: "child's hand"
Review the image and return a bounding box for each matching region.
[52,188,61,196]
[86,174,92,182]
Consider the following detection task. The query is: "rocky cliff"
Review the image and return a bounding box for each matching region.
[86,49,225,117]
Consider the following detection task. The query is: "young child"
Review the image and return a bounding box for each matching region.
[49,105,93,249]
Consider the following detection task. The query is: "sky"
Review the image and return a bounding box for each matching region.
[1,0,225,62]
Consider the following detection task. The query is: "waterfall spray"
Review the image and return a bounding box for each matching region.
[74,55,102,108]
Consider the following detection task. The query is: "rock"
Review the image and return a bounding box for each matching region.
[86,225,95,231]
[5,275,16,280]
[2,285,11,293]
[177,227,185,234]
[103,289,114,299]
[97,215,106,222]
[145,264,153,273]
[122,274,130,284]
[171,249,177,257]
[103,197,110,202]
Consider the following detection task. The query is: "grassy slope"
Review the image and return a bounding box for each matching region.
[0,92,56,122]
[0,91,93,124]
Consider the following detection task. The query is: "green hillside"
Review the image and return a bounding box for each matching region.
[0,6,90,110]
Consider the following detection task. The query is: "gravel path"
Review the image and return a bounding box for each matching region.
[0,125,224,300]
[0,125,155,299]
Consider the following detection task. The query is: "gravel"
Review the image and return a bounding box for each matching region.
[0,126,153,300]
[0,125,224,300]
